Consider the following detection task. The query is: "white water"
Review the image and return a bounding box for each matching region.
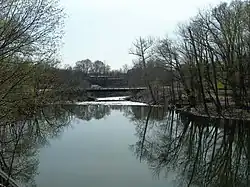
[96,96,130,101]
[76,96,149,106]
[76,101,148,106]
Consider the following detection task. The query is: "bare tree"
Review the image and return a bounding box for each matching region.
[129,36,156,104]
[0,0,65,116]
[0,0,64,61]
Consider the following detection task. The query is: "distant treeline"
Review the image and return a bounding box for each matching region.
[55,58,174,89]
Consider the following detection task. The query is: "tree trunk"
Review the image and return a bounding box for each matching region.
[188,28,209,115]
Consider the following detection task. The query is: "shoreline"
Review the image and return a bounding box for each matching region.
[130,90,250,121]
[175,105,250,122]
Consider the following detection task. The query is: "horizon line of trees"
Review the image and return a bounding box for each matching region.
[64,59,131,75]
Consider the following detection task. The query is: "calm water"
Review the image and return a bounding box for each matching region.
[35,105,173,187]
[2,103,250,187]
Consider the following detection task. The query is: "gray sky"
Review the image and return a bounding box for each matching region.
[59,0,228,69]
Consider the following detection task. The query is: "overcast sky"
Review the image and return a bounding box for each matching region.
[59,0,229,69]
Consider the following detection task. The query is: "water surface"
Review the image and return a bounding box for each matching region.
[2,103,250,187]
[35,105,172,187]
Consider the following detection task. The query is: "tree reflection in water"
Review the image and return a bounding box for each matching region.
[130,109,250,187]
[5,104,243,187]
[0,104,161,186]
[63,104,112,121]
[0,105,73,187]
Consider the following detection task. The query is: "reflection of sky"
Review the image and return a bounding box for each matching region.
[36,109,173,187]
[34,105,250,187]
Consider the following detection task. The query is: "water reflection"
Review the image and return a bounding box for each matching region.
[64,105,112,121]
[1,104,163,186]
[4,104,250,187]
[63,105,166,122]
[0,105,73,187]
[130,109,250,187]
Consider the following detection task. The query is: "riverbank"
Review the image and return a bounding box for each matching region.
[176,103,250,121]
[131,90,250,121]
